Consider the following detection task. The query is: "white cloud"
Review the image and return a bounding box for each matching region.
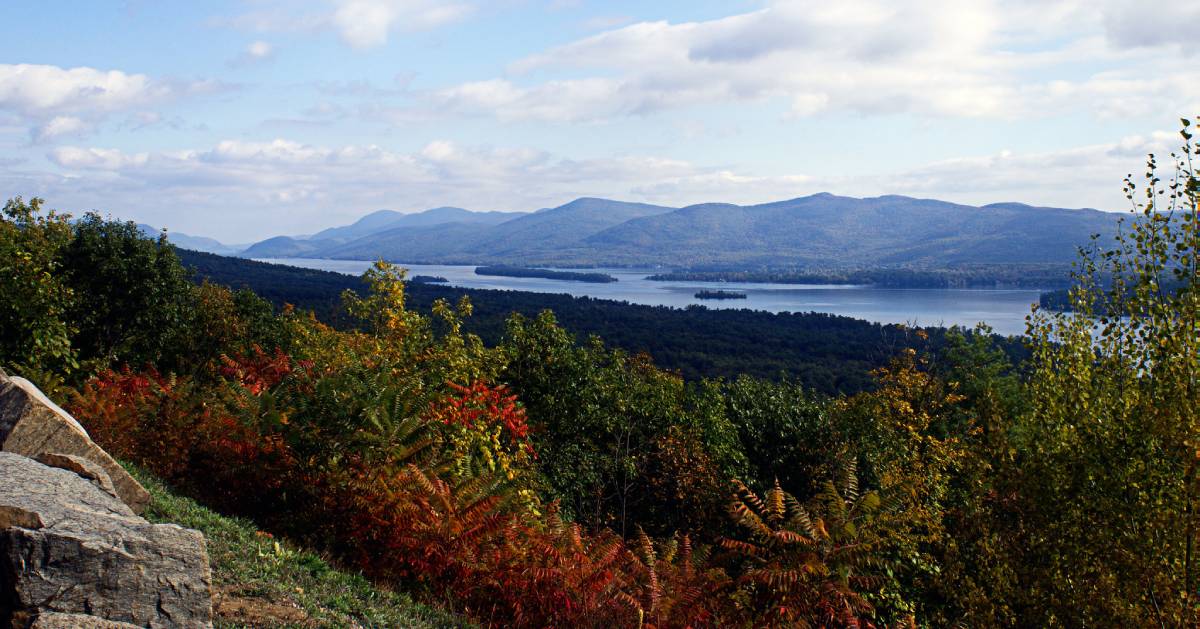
[432,78,638,122]
[229,40,276,67]
[857,132,1179,209]
[33,116,89,141]
[0,64,169,116]
[247,40,274,58]
[0,63,222,143]
[26,137,725,238]
[1101,0,1200,53]
[627,132,1183,213]
[580,15,634,32]
[218,0,473,49]
[422,0,1199,123]
[22,128,1184,241]
[333,0,471,48]
[50,146,150,170]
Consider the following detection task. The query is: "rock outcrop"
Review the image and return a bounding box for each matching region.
[0,373,214,628]
[0,375,150,513]
[0,452,213,628]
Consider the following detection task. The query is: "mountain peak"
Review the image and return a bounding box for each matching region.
[237,193,1120,267]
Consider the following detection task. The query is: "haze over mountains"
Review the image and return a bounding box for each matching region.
[171,193,1122,270]
[135,224,246,256]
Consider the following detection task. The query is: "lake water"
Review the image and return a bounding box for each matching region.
[258,258,1042,337]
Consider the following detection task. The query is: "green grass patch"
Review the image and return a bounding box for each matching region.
[123,463,469,629]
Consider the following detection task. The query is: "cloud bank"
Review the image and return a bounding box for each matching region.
[6,129,1174,241]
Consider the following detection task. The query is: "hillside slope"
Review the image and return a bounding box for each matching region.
[128,463,467,629]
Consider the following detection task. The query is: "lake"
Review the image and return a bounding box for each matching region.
[258,258,1042,337]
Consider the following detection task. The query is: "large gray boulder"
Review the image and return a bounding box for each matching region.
[0,452,213,628]
[0,375,150,513]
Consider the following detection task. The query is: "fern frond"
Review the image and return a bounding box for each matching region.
[732,479,766,514]
[720,538,767,558]
[772,529,812,546]
[840,458,859,503]
[820,480,849,522]
[788,501,819,539]
[767,480,786,523]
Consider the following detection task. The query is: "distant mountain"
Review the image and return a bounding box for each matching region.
[309,207,525,243]
[581,193,1119,267]
[481,198,676,257]
[236,193,1123,270]
[321,222,497,261]
[283,198,677,263]
[240,206,530,258]
[137,224,244,255]
[240,236,327,258]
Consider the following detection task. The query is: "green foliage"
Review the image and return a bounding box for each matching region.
[61,213,193,369]
[723,375,838,497]
[0,197,77,374]
[1012,119,1200,626]
[501,310,747,537]
[179,283,291,370]
[0,200,268,381]
[915,327,1027,626]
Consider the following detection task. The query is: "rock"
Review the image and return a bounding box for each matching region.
[35,452,121,502]
[0,452,213,628]
[25,612,141,628]
[0,375,150,513]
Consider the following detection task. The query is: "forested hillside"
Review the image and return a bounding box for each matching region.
[1,123,1197,627]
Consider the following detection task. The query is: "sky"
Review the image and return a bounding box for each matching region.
[1,0,1198,243]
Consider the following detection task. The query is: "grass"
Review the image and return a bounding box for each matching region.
[123,463,470,629]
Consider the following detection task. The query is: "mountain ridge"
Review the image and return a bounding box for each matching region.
[163,193,1122,270]
[309,206,526,242]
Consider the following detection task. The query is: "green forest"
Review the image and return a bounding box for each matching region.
[1,123,1198,627]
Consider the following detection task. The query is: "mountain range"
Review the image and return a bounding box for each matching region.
[137,224,247,256]
[157,194,1124,270]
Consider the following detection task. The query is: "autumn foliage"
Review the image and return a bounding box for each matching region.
[10,118,1200,628]
[58,262,900,627]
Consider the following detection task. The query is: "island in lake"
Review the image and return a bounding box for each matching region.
[650,264,1072,289]
[474,265,618,283]
[695,289,748,300]
[410,275,449,283]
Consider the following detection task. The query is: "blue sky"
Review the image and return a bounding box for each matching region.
[2,0,1197,242]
